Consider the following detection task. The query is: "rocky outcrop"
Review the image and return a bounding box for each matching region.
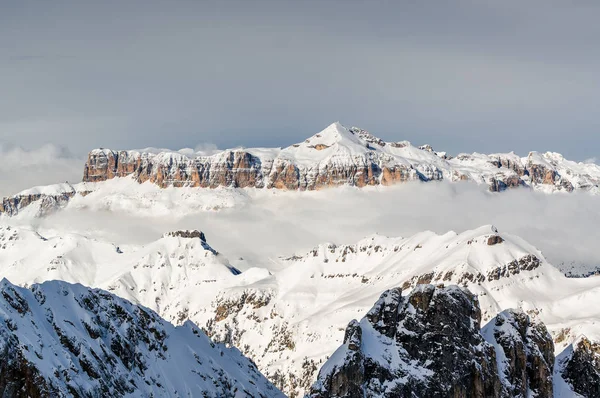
[3,123,600,217]
[487,235,504,245]
[310,285,567,398]
[561,337,600,397]
[162,229,223,257]
[400,252,543,290]
[84,149,268,189]
[486,254,541,282]
[80,124,598,194]
[163,229,207,241]
[488,176,525,192]
[482,309,554,398]
[0,191,75,217]
[309,285,502,398]
[0,279,284,398]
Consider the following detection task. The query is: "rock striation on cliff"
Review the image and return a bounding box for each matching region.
[81,122,599,194]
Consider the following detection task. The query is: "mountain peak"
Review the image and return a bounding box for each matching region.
[300,122,362,148]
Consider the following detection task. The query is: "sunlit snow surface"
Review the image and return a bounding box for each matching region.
[0,222,599,396]
[2,122,600,395]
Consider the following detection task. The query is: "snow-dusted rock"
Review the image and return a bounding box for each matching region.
[81,122,600,195]
[559,336,600,397]
[309,285,502,398]
[3,224,600,396]
[310,287,600,398]
[4,122,600,216]
[482,309,554,398]
[0,183,77,217]
[0,279,283,397]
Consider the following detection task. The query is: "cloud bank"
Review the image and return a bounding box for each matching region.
[12,181,600,273]
[0,144,83,198]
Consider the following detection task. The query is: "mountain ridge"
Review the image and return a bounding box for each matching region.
[2,224,600,395]
[3,122,600,217]
[0,278,284,397]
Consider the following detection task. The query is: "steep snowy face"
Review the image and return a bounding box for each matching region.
[0,226,242,318]
[4,224,600,397]
[309,285,502,398]
[0,279,284,398]
[4,122,599,216]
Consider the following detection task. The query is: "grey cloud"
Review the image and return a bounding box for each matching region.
[1,0,599,160]
[0,144,83,197]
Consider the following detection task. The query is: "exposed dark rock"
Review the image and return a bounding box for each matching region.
[562,337,600,397]
[483,309,554,398]
[310,285,502,398]
[0,191,75,217]
[163,229,207,242]
[487,235,505,245]
[486,255,541,281]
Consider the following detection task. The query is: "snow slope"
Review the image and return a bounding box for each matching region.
[2,224,600,396]
[0,278,284,397]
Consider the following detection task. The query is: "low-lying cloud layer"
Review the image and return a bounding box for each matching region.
[0,144,83,198]
[14,181,600,273]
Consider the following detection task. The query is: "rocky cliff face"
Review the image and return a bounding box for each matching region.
[309,285,574,398]
[3,122,600,217]
[561,337,600,397]
[0,191,75,217]
[81,123,599,194]
[482,309,554,398]
[309,285,502,398]
[0,279,283,398]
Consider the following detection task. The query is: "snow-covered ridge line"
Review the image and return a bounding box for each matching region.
[0,278,284,397]
[2,122,600,216]
[83,122,600,193]
[3,223,600,395]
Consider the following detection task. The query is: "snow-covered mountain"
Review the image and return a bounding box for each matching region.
[309,285,593,397]
[3,122,600,217]
[2,224,600,396]
[0,278,283,397]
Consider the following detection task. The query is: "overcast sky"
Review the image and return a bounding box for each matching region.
[2,0,600,160]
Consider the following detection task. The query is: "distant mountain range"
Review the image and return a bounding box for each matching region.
[3,122,600,216]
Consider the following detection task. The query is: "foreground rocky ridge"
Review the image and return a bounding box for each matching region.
[0,278,283,398]
[482,309,555,397]
[310,285,501,398]
[310,285,597,398]
[3,122,600,216]
[3,225,600,396]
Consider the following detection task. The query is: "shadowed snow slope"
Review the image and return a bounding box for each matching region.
[2,224,600,396]
[0,278,283,397]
